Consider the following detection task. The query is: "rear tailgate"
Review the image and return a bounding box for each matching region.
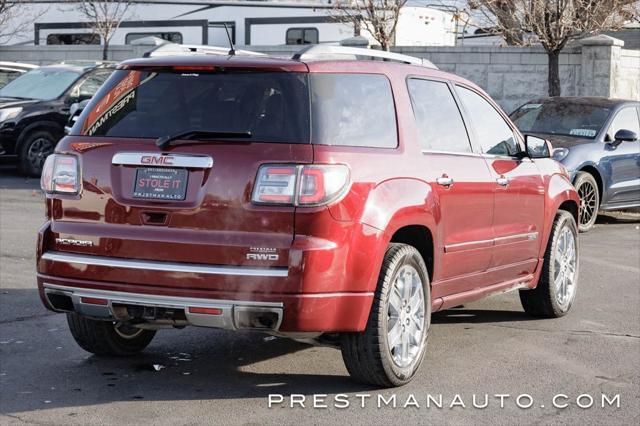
[41,137,312,291]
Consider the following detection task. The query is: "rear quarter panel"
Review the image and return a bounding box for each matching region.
[307,63,439,295]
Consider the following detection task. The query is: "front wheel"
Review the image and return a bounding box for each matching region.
[341,243,431,387]
[520,210,579,318]
[18,130,56,177]
[67,313,156,356]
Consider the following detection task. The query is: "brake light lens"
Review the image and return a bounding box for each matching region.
[40,154,81,195]
[252,164,349,206]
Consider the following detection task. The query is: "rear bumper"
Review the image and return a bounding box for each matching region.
[37,273,373,333]
[42,282,284,331]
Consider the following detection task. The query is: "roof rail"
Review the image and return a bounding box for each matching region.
[55,60,117,67]
[292,45,438,69]
[145,43,266,58]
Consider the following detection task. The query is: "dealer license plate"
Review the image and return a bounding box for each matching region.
[133,167,188,200]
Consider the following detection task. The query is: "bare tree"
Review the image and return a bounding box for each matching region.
[467,0,639,96]
[78,0,132,60]
[330,0,408,51]
[0,0,47,44]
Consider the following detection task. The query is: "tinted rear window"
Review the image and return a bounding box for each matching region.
[75,70,310,143]
[74,70,398,148]
[310,73,397,148]
[407,78,471,153]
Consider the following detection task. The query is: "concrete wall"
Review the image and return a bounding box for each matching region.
[1,35,638,113]
[615,48,640,100]
[0,44,152,65]
[394,45,583,112]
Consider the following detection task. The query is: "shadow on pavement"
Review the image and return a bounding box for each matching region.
[0,164,40,190]
[0,288,547,413]
[595,211,640,225]
[433,308,533,324]
[0,288,380,414]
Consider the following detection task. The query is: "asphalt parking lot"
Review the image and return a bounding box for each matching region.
[1,165,639,425]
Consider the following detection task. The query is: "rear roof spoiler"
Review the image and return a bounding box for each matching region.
[144,44,266,58]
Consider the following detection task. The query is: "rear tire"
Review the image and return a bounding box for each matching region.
[520,210,579,318]
[67,313,156,356]
[574,172,599,232]
[341,243,431,387]
[18,130,56,177]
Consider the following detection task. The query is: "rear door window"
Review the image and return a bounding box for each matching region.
[310,73,397,148]
[74,70,311,144]
[456,85,519,157]
[407,78,471,153]
[75,69,113,99]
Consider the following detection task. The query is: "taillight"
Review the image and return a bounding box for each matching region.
[252,164,349,207]
[40,154,81,195]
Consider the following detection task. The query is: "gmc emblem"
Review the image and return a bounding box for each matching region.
[141,155,174,165]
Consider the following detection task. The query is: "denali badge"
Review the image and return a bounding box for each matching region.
[246,247,278,261]
[55,238,94,247]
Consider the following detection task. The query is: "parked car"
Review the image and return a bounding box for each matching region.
[511,97,640,231]
[64,99,91,134]
[37,46,580,387]
[0,61,38,88]
[0,61,115,176]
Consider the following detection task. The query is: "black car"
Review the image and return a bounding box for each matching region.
[0,62,115,176]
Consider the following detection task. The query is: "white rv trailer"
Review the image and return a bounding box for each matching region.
[8,1,456,47]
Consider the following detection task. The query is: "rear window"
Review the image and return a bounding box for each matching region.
[310,73,397,148]
[74,70,398,148]
[75,70,310,143]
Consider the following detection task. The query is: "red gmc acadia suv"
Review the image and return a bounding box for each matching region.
[37,46,581,387]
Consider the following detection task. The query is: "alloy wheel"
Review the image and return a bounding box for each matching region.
[577,180,597,227]
[27,137,54,171]
[387,265,425,368]
[553,226,577,310]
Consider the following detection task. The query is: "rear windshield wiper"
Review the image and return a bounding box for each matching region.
[156,130,252,149]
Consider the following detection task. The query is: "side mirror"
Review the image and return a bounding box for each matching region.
[611,129,638,147]
[66,86,80,105]
[524,135,552,159]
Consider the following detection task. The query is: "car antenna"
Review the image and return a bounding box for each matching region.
[224,24,235,56]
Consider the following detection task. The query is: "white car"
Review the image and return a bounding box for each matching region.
[0,62,38,88]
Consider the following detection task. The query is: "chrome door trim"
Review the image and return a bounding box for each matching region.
[112,152,214,168]
[494,232,538,246]
[445,238,494,253]
[42,251,288,277]
[444,232,538,253]
[421,150,483,158]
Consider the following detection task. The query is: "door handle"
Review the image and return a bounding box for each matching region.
[436,176,454,187]
[496,176,509,187]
